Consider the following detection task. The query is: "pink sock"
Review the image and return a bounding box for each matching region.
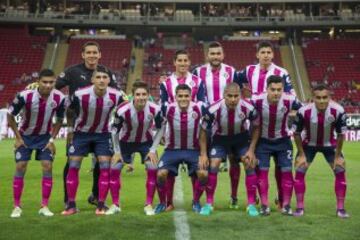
[98,168,110,203]
[41,177,53,207]
[245,173,258,205]
[229,165,240,199]
[145,169,157,205]
[258,169,269,206]
[193,177,206,203]
[335,171,347,210]
[109,169,121,206]
[66,167,79,202]
[13,176,24,207]
[206,172,218,205]
[157,178,167,204]
[166,175,175,206]
[275,166,283,206]
[281,171,294,206]
[294,171,306,209]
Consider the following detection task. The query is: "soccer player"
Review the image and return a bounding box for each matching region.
[61,67,124,215]
[194,41,243,209]
[149,84,208,214]
[236,41,296,208]
[159,50,206,211]
[199,83,260,216]
[108,81,162,216]
[292,84,349,218]
[8,69,66,218]
[55,41,121,207]
[251,75,302,216]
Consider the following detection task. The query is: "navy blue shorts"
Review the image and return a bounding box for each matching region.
[120,141,152,164]
[68,132,113,157]
[256,137,293,170]
[158,149,199,176]
[15,134,53,162]
[301,146,344,164]
[209,132,250,161]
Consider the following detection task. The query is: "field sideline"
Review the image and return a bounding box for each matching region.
[0,139,359,240]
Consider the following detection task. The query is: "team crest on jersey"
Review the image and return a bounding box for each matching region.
[147,113,154,120]
[69,145,75,154]
[190,81,196,87]
[59,72,65,78]
[13,96,20,105]
[158,161,164,168]
[281,106,288,113]
[15,152,22,160]
[327,115,335,123]
[239,112,246,120]
[192,112,198,119]
[210,148,217,156]
[50,101,58,109]
[223,72,229,79]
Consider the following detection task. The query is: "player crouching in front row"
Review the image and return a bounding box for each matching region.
[8,69,66,218]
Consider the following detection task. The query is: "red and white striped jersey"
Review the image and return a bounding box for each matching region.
[194,63,236,104]
[202,98,258,136]
[159,72,206,104]
[237,63,295,95]
[293,101,347,147]
[71,86,124,133]
[252,92,302,139]
[8,89,66,136]
[163,101,204,150]
[113,100,162,143]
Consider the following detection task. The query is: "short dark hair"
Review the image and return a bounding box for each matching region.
[132,81,149,94]
[224,82,240,93]
[38,69,55,79]
[173,49,189,61]
[82,41,101,52]
[175,84,191,95]
[208,41,223,49]
[312,84,328,92]
[92,65,110,78]
[267,75,284,87]
[257,41,274,52]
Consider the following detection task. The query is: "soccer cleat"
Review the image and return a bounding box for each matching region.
[293,208,304,217]
[144,205,155,216]
[155,203,167,214]
[105,204,121,215]
[259,205,271,216]
[246,204,259,217]
[200,204,213,216]
[87,194,98,206]
[39,206,54,217]
[336,209,350,219]
[61,207,78,216]
[95,208,107,215]
[10,207,22,218]
[281,205,293,216]
[166,204,175,212]
[229,197,239,209]
[192,201,202,214]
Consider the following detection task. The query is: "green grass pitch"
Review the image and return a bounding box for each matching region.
[0,139,359,240]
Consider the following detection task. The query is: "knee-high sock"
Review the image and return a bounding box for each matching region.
[92,161,100,198]
[145,169,157,205]
[258,169,269,206]
[41,177,53,207]
[294,171,306,209]
[166,175,175,206]
[98,168,110,203]
[13,176,24,207]
[206,172,218,205]
[229,165,240,199]
[193,176,206,203]
[157,177,167,204]
[66,167,80,202]
[275,165,283,206]
[281,171,294,207]
[245,171,258,205]
[335,171,347,210]
[109,169,121,206]
[63,161,69,203]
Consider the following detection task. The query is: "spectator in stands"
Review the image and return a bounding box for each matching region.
[130,55,136,73]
